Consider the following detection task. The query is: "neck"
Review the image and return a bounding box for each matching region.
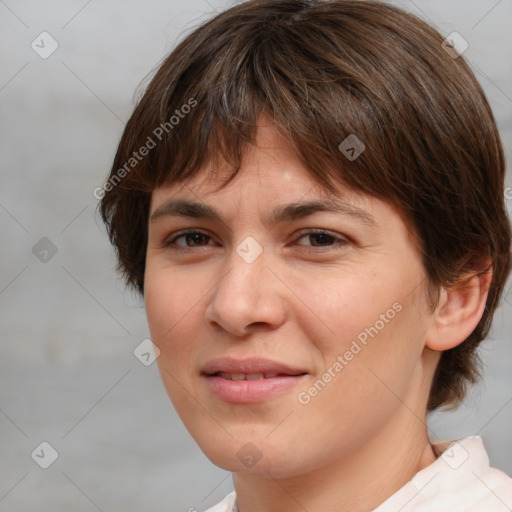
[232,408,437,512]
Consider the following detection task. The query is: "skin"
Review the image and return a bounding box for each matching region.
[144,117,491,512]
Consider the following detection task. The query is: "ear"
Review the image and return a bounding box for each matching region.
[426,265,492,352]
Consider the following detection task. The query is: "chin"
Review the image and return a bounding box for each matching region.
[197,436,310,478]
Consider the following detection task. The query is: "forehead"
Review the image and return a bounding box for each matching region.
[149,159,383,234]
[148,119,407,237]
[151,119,337,207]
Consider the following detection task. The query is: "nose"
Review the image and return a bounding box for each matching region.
[204,241,287,337]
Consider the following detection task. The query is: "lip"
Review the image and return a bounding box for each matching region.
[201,357,308,404]
[201,357,307,376]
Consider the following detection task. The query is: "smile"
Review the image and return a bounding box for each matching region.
[203,374,307,403]
[201,357,309,403]
[216,372,290,380]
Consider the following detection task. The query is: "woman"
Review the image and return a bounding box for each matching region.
[99,1,512,509]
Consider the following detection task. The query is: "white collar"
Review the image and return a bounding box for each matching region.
[209,436,511,512]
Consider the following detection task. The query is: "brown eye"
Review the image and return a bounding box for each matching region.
[295,230,348,249]
[164,230,213,248]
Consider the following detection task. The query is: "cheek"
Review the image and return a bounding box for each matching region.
[144,263,202,332]
[144,267,204,368]
[298,268,400,354]
[144,269,207,420]
[288,289,426,469]
[299,266,427,402]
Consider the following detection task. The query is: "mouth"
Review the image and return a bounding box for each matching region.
[201,356,307,376]
[209,371,306,381]
[201,357,308,403]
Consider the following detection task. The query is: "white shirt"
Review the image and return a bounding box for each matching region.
[204,436,512,512]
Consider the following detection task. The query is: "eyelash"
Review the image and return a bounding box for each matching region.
[162,229,349,252]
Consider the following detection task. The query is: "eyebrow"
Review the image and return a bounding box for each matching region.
[149,198,378,228]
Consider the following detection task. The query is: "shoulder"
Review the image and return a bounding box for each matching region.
[431,436,512,509]
[203,491,237,512]
[374,436,512,511]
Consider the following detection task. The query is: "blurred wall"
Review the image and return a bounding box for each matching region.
[1,1,511,511]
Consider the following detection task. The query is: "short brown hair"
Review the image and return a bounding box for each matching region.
[99,0,511,410]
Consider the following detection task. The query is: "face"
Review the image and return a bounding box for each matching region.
[144,119,436,479]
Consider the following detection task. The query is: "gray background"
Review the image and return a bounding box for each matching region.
[0,1,511,511]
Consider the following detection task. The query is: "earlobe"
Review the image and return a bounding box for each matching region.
[425,267,492,352]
